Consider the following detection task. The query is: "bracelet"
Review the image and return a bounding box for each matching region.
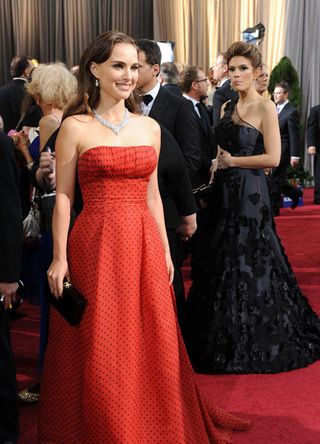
[26,161,35,171]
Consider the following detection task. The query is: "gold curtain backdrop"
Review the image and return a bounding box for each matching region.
[153,0,287,73]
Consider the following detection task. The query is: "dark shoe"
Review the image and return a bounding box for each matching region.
[291,190,303,209]
[18,382,40,403]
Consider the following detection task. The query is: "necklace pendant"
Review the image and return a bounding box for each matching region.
[92,108,129,136]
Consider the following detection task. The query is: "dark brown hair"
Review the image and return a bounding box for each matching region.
[64,31,139,119]
[275,81,290,94]
[10,55,31,77]
[135,39,162,67]
[226,41,262,69]
[179,65,200,93]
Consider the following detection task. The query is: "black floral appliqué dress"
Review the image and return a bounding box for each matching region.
[185,99,320,374]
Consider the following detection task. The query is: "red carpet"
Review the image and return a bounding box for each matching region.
[12,188,320,443]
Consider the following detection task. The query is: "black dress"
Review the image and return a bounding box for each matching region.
[185,99,320,374]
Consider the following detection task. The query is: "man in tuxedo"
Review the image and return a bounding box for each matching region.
[179,64,216,188]
[135,39,201,179]
[158,126,197,334]
[0,131,23,443]
[272,82,302,214]
[212,52,238,126]
[135,39,201,331]
[307,105,320,204]
[0,55,35,133]
[179,65,217,281]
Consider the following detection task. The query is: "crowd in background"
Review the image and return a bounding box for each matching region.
[1,37,320,443]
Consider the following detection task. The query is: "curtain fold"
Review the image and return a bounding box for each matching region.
[284,0,320,171]
[153,0,286,74]
[0,0,153,85]
[0,1,15,86]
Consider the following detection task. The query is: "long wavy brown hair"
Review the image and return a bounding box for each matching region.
[64,30,140,120]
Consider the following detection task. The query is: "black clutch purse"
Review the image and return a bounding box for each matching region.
[49,281,87,326]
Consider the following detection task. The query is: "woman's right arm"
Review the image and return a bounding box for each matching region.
[47,117,79,298]
[218,100,281,169]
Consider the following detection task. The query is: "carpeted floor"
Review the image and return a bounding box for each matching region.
[12,188,320,443]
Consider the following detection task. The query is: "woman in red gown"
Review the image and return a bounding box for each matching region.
[39,31,250,443]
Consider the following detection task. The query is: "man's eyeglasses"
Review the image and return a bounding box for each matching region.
[194,78,208,83]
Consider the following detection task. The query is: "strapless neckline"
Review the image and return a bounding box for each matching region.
[232,122,263,136]
[79,145,156,160]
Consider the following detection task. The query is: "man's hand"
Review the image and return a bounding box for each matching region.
[177,214,197,241]
[0,282,19,310]
[290,158,300,167]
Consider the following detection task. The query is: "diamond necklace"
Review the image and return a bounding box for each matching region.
[92,108,129,136]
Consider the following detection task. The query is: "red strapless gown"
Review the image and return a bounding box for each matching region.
[38,146,250,443]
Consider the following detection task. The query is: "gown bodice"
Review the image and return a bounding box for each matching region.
[78,145,157,207]
[215,99,264,157]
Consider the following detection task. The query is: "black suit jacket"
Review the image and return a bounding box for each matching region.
[0,131,22,443]
[277,102,301,171]
[0,132,23,281]
[188,101,216,188]
[307,105,320,153]
[158,125,197,230]
[162,83,182,96]
[149,86,201,179]
[0,79,26,133]
[212,79,238,126]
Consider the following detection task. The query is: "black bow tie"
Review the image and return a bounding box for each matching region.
[142,94,153,105]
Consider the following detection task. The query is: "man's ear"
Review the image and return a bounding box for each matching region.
[152,64,160,77]
[191,80,198,91]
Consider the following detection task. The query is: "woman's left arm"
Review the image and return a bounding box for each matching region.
[219,100,281,169]
[147,120,174,285]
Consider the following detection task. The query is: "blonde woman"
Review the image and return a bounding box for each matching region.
[18,63,77,403]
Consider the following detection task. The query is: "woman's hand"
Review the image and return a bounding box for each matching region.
[217,149,233,169]
[47,259,69,299]
[39,151,56,190]
[165,252,174,285]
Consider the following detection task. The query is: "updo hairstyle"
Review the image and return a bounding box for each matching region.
[226,42,262,69]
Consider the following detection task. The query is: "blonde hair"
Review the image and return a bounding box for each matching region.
[27,63,78,109]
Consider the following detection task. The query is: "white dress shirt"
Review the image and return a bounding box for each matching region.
[140,82,161,116]
[277,100,300,161]
[183,94,200,117]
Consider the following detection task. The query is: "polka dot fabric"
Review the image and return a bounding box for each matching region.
[38,146,250,443]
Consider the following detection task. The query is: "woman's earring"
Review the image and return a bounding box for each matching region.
[95,78,99,87]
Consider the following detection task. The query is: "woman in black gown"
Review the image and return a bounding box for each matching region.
[185,41,320,374]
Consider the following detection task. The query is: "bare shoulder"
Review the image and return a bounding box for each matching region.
[258,97,277,115]
[39,114,60,130]
[60,114,95,135]
[40,114,57,125]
